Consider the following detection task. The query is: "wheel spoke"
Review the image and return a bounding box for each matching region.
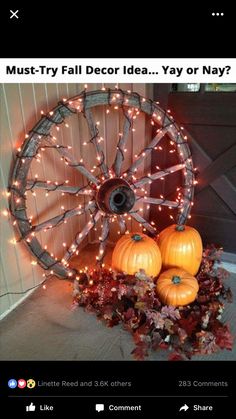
[137,196,182,208]
[63,210,102,262]
[26,201,96,237]
[133,163,185,188]
[118,215,127,234]
[112,110,133,176]
[84,108,109,178]
[46,136,99,186]
[97,216,110,263]
[124,125,171,178]
[130,211,156,234]
[26,180,94,196]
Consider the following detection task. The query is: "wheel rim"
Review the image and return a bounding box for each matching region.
[9,88,195,279]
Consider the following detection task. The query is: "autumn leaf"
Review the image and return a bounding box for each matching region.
[178,327,188,344]
[159,342,169,349]
[117,284,128,299]
[196,331,219,354]
[134,323,150,339]
[135,269,149,280]
[145,309,165,329]
[168,352,185,361]
[134,280,155,298]
[102,305,114,321]
[106,317,120,327]
[164,318,174,334]
[178,317,198,336]
[208,301,223,313]
[151,331,163,350]
[223,287,233,303]
[131,342,149,360]
[124,307,135,320]
[135,301,148,310]
[215,267,230,280]
[161,306,181,320]
[215,325,234,350]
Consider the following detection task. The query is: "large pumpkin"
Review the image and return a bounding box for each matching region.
[158,224,203,275]
[112,233,162,277]
[156,268,199,306]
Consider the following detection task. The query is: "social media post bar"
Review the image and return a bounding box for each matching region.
[3,370,234,415]
[3,362,233,400]
[5,395,230,417]
[2,362,234,416]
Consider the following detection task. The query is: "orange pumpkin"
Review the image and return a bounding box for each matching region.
[158,224,203,275]
[112,233,162,277]
[156,268,199,306]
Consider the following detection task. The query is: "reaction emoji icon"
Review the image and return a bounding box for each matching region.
[18,379,27,389]
[27,379,36,389]
[8,379,17,389]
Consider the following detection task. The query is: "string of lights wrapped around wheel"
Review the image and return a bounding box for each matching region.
[8,88,195,279]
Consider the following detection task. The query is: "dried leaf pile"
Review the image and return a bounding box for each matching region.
[73,245,233,360]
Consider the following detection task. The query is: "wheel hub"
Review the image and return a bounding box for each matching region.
[96,178,135,214]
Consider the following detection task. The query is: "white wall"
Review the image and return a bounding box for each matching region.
[0,83,153,317]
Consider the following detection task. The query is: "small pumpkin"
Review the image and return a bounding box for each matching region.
[158,224,203,275]
[112,232,162,277]
[156,268,199,306]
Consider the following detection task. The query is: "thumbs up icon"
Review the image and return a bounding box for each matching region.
[26,402,36,412]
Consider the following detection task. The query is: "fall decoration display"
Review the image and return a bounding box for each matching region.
[73,244,233,360]
[112,233,162,277]
[156,268,199,306]
[158,224,203,275]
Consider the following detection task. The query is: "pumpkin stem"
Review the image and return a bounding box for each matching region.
[175,225,185,232]
[172,275,181,284]
[131,234,142,241]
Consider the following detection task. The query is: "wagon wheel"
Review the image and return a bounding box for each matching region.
[9,88,195,279]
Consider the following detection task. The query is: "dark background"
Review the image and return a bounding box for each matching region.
[0,3,234,58]
[0,361,235,417]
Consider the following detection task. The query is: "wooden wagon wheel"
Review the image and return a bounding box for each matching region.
[9,88,195,279]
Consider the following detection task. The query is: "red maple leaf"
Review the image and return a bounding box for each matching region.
[168,352,185,361]
[178,317,198,336]
[124,307,135,320]
[215,325,234,350]
[131,342,149,360]
[196,331,218,354]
